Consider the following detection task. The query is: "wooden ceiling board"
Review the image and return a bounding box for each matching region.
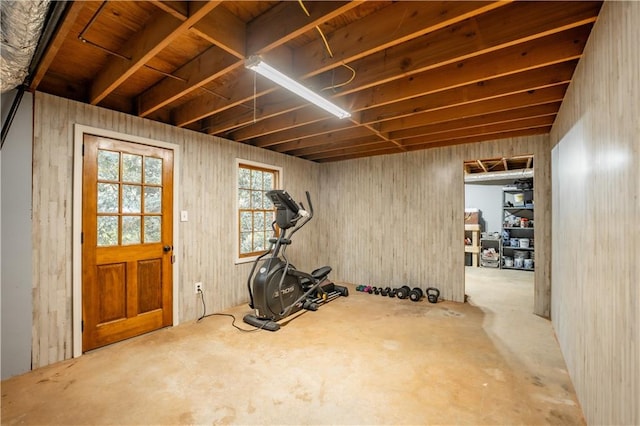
[28,0,602,162]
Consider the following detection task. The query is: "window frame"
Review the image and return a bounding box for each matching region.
[235,159,282,264]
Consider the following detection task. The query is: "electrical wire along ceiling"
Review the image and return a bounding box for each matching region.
[25,1,603,162]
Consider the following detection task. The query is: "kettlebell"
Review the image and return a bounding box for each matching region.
[426,287,440,303]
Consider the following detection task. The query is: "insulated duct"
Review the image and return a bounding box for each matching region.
[1,0,50,93]
[464,168,534,183]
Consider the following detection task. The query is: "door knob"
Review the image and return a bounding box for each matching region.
[163,245,172,252]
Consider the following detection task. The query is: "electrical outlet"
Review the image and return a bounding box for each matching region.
[194,282,203,294]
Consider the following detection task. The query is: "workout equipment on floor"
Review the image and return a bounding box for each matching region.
[426,287,440,303]
[244,190,348,331]
[409,287,423,302]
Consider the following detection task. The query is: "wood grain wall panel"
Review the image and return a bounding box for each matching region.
[549,2,639,425]
[32,92,320,368]
[318,134,552,312]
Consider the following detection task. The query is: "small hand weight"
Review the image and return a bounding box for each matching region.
[426,287,440,303]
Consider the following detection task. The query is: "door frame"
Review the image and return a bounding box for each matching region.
[72,124,181,357]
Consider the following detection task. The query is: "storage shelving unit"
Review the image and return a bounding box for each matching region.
[501,187,534,271]
[464,224,481,267]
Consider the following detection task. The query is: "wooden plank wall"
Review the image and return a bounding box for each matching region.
[317,134,552,312]
[32,92,320,368]
[549,2,639,425]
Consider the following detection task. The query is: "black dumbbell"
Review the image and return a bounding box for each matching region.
[374,287,380,295]
[380,288,388,296]
[396,285,411,299]
[426,287,440,303]
[388,288,397,298]
[409,287,424,302]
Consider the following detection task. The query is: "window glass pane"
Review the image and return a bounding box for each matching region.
[122,216,141,245]
[240,232,252,254]
[267,229,275,241]
[97,183,119,213]
[238,189,250,209]
[144,216,161,243]
[263,172,274,190]
[265,211,275,230]
[251,170,262,189]
[122,154,142,183]
[253,232,265,251]
[264,194,273,210]
[251,190,262,209]
[144,187,161,213]
[238,167,251,189]
[144,157,162,185]
[122,185,141,213]
[97,150,119,181]
[97,216,118,246]
[253,211,264,231]
[240,211,252,232]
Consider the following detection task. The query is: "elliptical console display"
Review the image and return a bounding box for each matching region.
[244,190,348,331]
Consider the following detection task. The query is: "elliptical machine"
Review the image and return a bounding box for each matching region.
[244,190,348,331]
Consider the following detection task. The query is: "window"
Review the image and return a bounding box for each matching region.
[237,161,281,259]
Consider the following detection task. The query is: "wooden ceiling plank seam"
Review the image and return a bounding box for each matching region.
[379,84,568,134]
[360,60,577,124]
[388,101,561,140]
[304,141,399,162]
[289,136,394,158]
[294,1,510,78]
[220,0,596,137]
[399,116,555,146]
[254,83,567,150]
[237,24,588,145]
[316,127,550,163]
[350,24,591,112]
[89,2,222,105]
[238,60,575,145]
[332,1,601,97]
[175,1,509,132]
[273,126,376,153]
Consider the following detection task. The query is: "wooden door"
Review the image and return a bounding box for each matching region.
[82,134,173,352]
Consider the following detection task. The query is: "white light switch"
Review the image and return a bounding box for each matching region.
[180,210,188,222]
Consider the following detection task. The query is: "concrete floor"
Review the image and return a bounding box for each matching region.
[1,267,584,425]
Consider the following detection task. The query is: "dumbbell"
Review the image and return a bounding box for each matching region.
[380,288,388,296]
[388,288,397,298]
[426,287,440,303]
[355,285,364,292]
[409,287,424,302]
[396,285,411,299]
[373,287,381,295]
[364,286,373,294]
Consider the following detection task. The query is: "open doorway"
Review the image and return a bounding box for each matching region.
[463,155,535,309]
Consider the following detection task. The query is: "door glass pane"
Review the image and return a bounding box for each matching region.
[97,183,119,213]
[144,187,161,213]
[238,167,250,188]
[97,216,118,246]
[144,157,162,185]
[97,150,119,181]
[240,211,252,231]
[122,185,141,213]
[144,216,161,243]
[122,216,141,245]
[122,154,142,183]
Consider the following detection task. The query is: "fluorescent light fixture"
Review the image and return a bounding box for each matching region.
[245,55,351,119]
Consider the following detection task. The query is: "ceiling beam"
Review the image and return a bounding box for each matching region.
[89,2,221,105]
[236,25,588,144]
